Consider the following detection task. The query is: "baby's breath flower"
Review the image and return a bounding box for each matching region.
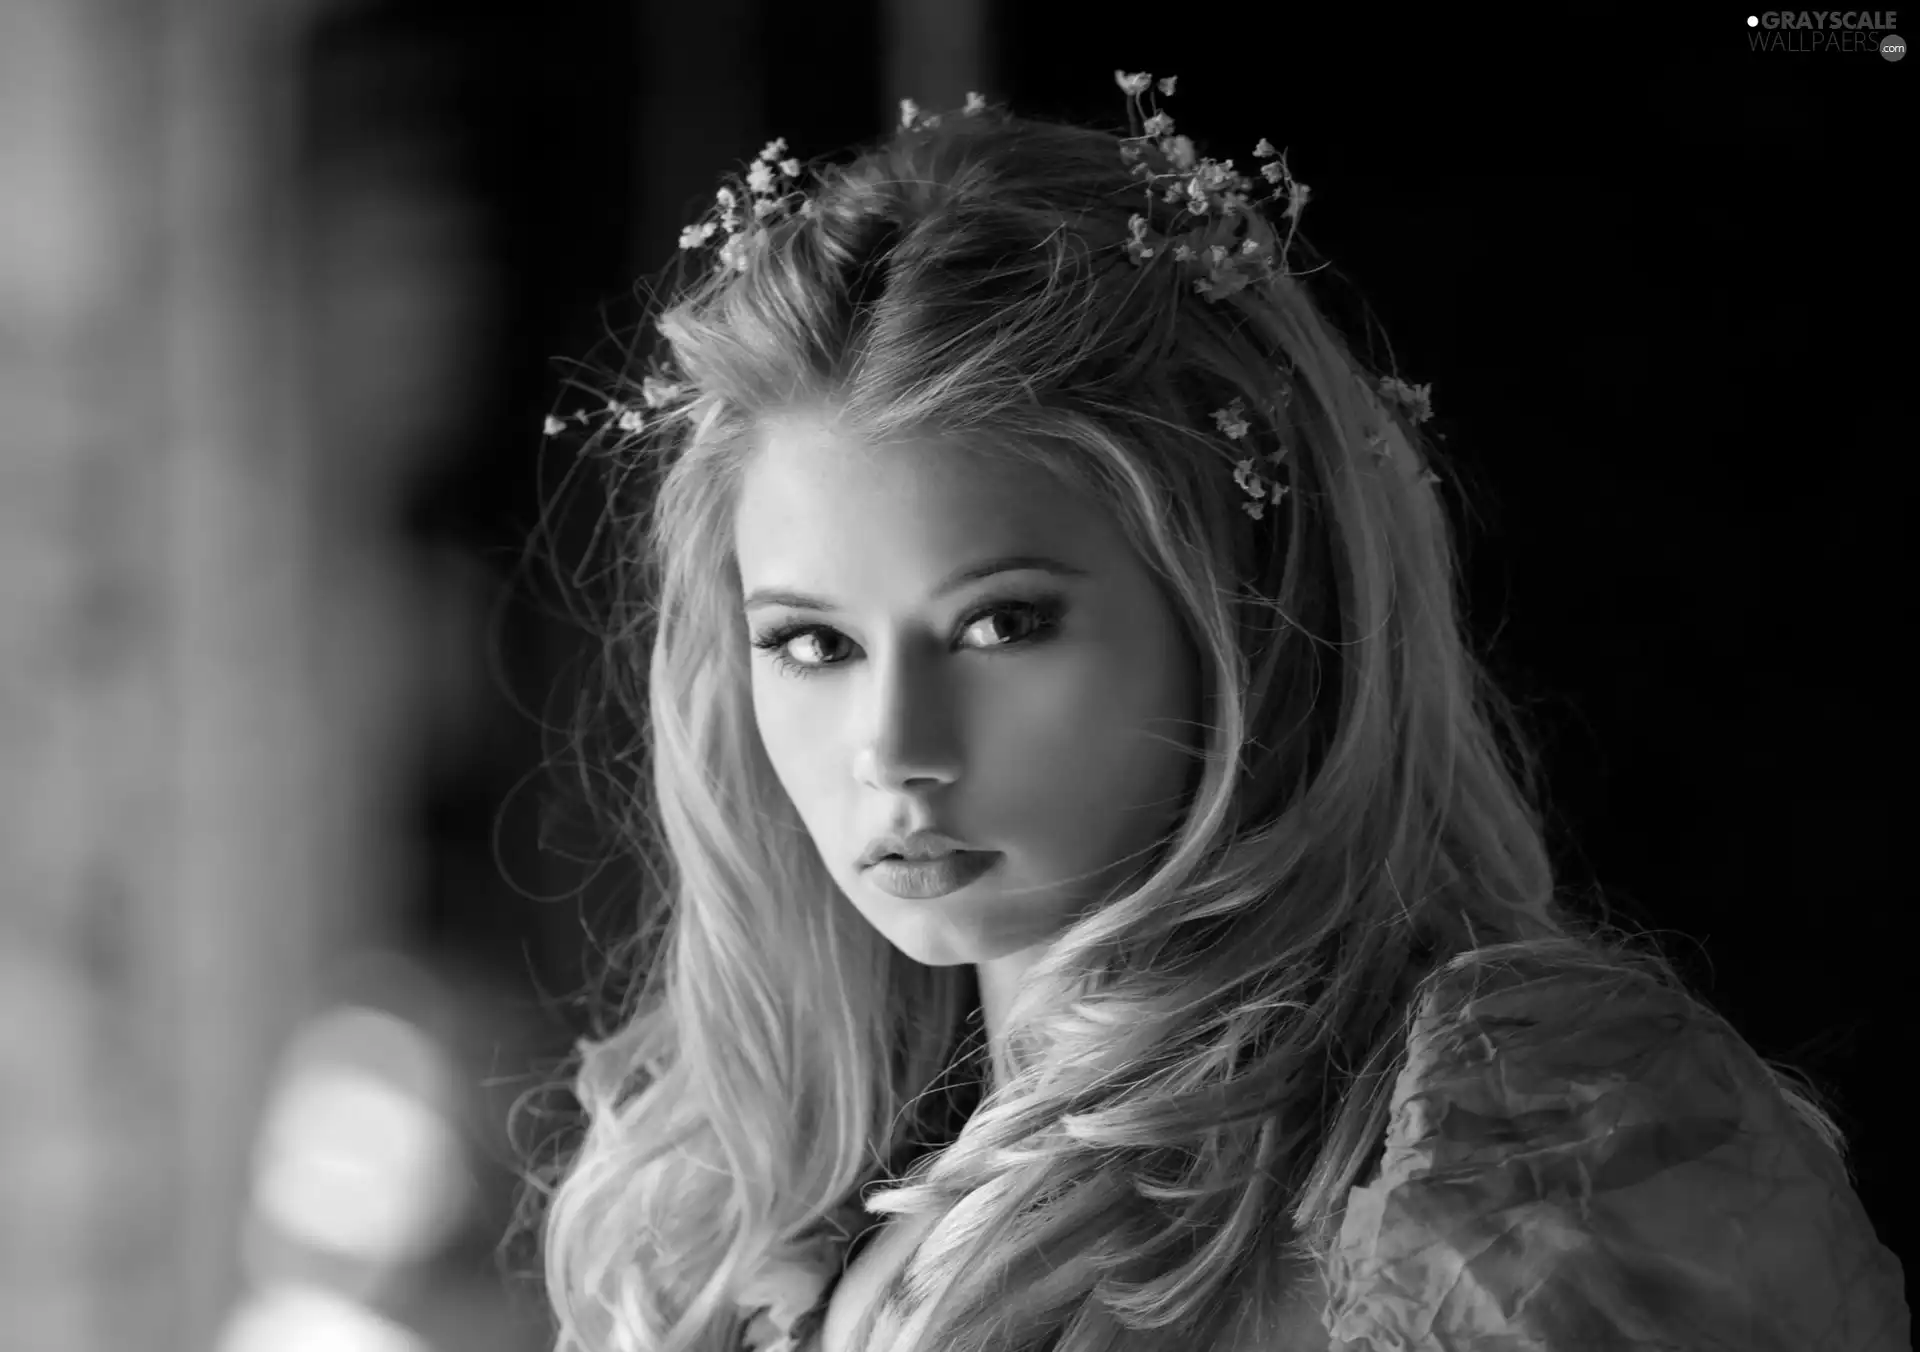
[1158,75,1178,96]
[542,415,565,437]
[899,97,920,129]
[718,232,751,272]
[640,375,684,409]
[746,160,776,195]
[759,137,788,163]
[1115,70,1152,96]
[1378,376,1435,424]
[1143,111,1174,138]
[1123,213,1157,264]
[964,90,987,115]
[1253,137,1277,158]
[1213,398,1251,440]
[779,157,801,178]
[678,221,716,249]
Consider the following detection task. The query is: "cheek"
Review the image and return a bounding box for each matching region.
[989,662,1197,842]
[750,683,825,793]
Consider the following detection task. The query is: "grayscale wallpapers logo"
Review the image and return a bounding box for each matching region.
[1746,11,1906,57]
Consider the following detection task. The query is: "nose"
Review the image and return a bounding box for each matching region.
[853,648,964,791]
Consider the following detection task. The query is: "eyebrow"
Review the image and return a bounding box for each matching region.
[742,554,1091,612]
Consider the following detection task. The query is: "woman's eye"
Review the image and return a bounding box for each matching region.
[750,595,1065,679]
[788,630,849,665]
[958,606,1042,649]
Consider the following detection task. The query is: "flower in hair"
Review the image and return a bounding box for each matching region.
[1378,375,1435,425]
[1113,70,1315,305]
[677,136,815,275]
[1213,398,1292,520]
[1211,397,1251,442]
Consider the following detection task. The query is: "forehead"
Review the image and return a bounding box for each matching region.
[734,410,1106,579]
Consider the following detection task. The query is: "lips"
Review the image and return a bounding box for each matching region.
[858,827,981,870]
[863,851,1000,900]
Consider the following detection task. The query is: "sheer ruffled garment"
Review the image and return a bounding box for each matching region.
[745,960,1909,1351]
[1325,960,1910,1350]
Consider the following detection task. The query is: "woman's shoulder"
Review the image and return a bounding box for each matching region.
[1321,955,1910,1350]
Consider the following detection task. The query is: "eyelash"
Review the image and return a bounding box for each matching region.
[748,593,1067,680]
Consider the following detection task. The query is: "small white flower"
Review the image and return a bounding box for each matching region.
[1213,399,1251,440]
[964,90,987,115]
[1379,376,1434,424]
[1115,70,1152,96]
[542,415,565,436]
[899,97,920,129]
[641,375,683,409]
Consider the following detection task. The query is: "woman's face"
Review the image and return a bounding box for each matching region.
[734,407,1203,967]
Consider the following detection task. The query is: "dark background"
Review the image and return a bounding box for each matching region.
[297,0,1912,1285]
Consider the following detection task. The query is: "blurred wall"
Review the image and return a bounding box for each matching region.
[0,0,466,1347]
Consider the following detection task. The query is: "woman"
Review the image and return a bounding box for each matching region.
[514,75,1909,1352]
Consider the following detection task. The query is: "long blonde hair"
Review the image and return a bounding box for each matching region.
[504,108,1848,1352]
